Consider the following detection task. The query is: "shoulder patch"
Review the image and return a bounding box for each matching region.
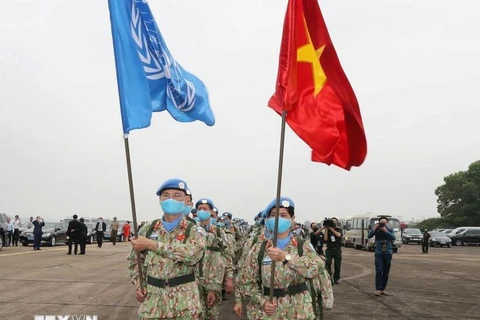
[197,226,207,236]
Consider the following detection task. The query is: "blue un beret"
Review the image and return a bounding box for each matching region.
[262,197,295,218]
[222,212,233,219]
[156,178,189,196]
[195,198,215,209]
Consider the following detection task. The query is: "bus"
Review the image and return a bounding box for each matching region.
[343,213,402,253]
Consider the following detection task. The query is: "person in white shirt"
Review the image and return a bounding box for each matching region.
[95,217,107,248]
[6,217,14,246]
[13,215,22,246]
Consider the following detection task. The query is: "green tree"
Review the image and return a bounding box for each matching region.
[435,160,480,226]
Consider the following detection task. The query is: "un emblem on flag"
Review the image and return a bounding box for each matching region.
[130,0,197,113]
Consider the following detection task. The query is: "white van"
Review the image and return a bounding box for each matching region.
[343,213,402,253]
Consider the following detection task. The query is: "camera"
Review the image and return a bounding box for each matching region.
[323,218,336,228]
[379,223,385,228]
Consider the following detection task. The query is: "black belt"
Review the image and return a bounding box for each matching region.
[263,282,308,297]
[206,246,220,252]
[147,273,195,288]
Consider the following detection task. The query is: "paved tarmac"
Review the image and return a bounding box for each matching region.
[0,241,478,320]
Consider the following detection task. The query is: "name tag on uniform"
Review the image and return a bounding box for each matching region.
[330,235,336,242]
[149,233,158,240]
[262,256,272,265]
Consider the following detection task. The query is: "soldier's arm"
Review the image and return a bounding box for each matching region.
[285,241,320,279]
[155,225,206,266]
[235,243,266,309]
[126,223,150,286]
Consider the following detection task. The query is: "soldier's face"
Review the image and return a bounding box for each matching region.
[197,204,211,212]
[185,196,193,207]
[159,189,186,202]
[268,207,290,219]
[211,211,218,219]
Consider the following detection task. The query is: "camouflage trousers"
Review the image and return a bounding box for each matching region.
[199,287,221,320]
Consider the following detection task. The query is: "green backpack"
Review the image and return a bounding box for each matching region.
[257,237,331,320]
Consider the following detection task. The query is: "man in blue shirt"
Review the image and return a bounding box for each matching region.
[367,216,396,296]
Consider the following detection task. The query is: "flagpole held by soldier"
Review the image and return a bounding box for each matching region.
[127,178,206,320]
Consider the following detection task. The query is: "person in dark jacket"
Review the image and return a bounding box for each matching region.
[66,214,83,255]
[78,218,88,254]
[367,216,396,296]
[32,216,45,250]
[94,217,107,248]
[422,229,431,254]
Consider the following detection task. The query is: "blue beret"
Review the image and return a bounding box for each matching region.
[222,212,233,218]
[262,197,295,218]
[155,178,189,196]
[254,211,262,219]
[213,207,219,213]
[191,208,197,214]
[195,198,214,209]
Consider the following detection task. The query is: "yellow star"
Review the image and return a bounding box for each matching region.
[297,18,327,97]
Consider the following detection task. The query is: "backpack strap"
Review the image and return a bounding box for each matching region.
[297,236,304,257]
[257,240,268,289]
[297,237,321,319]
[145,219,160,240]
[184,221,194,243]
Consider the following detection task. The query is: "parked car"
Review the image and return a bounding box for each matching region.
[402,228,423,244]
[429,231,451,248]
[449,228,480,246]
[19,222,68,246]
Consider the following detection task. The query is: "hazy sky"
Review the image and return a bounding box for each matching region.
[1,0,479,225]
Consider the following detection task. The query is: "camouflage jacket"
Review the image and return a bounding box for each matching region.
[236,234,318,320]
[218,226,234,279]
[127,217,206,319]
[234,226,265,303]
[197,223,227,291]
[224,229,236,261]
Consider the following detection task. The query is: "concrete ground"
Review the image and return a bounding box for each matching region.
[0,242,478,320]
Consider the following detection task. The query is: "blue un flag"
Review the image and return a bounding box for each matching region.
[108,0,215,134]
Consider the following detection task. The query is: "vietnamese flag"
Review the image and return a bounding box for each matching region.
[268,0,367,170]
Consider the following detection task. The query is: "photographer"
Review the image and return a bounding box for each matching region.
[310,222,324,256]
[367,216,396,296]
[323,217,343,285]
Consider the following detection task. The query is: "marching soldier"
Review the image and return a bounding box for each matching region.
[233,212,267,318]
[183,190,198,225]
[236,197,319,320]
[194,198,229,320]
[127,178,206,320]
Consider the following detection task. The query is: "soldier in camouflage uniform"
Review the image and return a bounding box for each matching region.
[217,216,236,301]
[234,213,268,318]
[222,212,244,271]
[236,197,319,320]
[210,207,235,297]
[128,178,207,320]
[195,199,230,320]
[183,190,198,225]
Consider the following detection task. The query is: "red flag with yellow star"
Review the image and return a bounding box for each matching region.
[268,0,367,170]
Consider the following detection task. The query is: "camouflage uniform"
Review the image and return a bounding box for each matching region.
[127,218,206,319]
[236,235,318,320]
[197,224,227,320]
[235,226,265,320]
